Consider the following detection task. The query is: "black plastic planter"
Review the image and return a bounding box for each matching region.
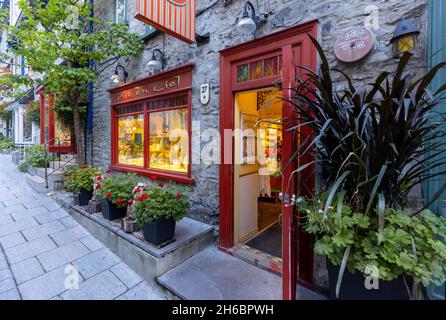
[73,189,93,206]
[101,199,127,221]
[143,218,176,246]
[327,260,412,300]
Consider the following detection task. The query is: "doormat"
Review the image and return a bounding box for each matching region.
[245,223,282,258]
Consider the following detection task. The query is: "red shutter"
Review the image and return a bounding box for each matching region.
[136,0,196,44]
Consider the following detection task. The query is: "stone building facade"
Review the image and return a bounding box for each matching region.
[88,0,428,231]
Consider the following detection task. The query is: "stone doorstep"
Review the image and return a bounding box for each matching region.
[157,246,328,301]
[67,203,215,295]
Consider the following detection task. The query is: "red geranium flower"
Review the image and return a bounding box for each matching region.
[106,169,112,174]
[127,201,133,207]
[176,193,183,199]
[106,192,112,199]
[100,190,104,195]
[115,197,123,205]
[150,175,157,181]
[158,183,164,188]
[134,187,142,194]
[97,176,103,181]
[95,184,101,190]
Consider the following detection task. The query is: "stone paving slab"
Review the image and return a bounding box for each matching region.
[37,241,91,272]
[21,220,67,241]
[11,257,45,284]
[117,281,165,300]
[0,217,39,238]
[18,264,84,300]
[60,270,127,300]
[4,236,57,264]
[0,232,27,249]
[0,154,165,300]
[50,225,90,246]
[72,247,121,279]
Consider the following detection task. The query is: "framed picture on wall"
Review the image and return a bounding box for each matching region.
[240,113,258,164]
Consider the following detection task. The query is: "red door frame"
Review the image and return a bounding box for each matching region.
[218,20,318,300]
[37,90,75,154]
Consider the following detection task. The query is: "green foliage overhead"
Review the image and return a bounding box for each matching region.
[65,165,102,193]
[24,101,41,126]
[96,173,138,208]
[0,103,12,121]
[134,185,190,225]
[0,0,144,164]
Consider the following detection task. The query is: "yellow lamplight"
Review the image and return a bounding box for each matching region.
[390,20,420,57]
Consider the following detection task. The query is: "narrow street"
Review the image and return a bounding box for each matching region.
[0,154,166,300]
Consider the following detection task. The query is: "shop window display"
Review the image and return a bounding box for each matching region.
[149,108,188,173]
[118,114,144,166]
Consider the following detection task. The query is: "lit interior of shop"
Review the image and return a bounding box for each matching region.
[234,87,283,259]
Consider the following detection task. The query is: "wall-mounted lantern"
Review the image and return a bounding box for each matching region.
[236,1,260,37]
[390,19,420,57]
[147,49,166,74]
[111,64,128,84]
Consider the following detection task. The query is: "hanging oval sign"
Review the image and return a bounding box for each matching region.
[334,27,375,63]
[167,0,189,5]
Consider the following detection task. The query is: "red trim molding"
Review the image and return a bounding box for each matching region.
[219,21,318,300]
[109,63,194,184]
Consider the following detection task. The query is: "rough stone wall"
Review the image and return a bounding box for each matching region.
[89,0,428,231]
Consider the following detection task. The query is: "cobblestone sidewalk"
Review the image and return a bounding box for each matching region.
[0,154,166,300]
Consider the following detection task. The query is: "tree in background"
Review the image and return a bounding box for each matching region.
[0,0,143,164]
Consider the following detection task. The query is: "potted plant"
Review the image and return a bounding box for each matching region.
[65,166,102,206]
[269,37,446,300]
[134,184,189,246]
[96,173,136,220]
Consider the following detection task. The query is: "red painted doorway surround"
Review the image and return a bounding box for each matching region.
[219,20,318,300]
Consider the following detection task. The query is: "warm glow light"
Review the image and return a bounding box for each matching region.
[397,36,414,53]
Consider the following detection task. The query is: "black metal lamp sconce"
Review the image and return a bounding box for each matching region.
[147,48,167,73]
[237,1,261,38]
[111,64,128,84]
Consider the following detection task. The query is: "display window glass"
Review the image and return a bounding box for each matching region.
[149,108,188,173]
[118,114,144,167]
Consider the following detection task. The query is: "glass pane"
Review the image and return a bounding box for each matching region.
[263,57,278,77]
[116,0,127,23]
[118,114,144,166]
[54,114,71,146]
[149,108,189,173]
[249,61,263,80]
[237,64,249,83]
